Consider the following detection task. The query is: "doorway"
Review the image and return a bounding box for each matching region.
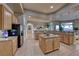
[27,23,34,39]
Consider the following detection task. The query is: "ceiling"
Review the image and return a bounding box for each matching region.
[29,16,51,23]
[23,3,66,14]
[7,3,24,17]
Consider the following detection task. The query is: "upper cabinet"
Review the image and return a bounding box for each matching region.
[0,5,12,30]
[12,15,20,24]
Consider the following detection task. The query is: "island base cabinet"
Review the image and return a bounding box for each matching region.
[69,35,74,45]
[39,36,60,54]
[63,35,69,44]
[53,38,60,50]
[45,39,53,53]
[60,32,74,45]
[39,38,46,53]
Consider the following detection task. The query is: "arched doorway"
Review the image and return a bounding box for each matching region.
[27,23,34,39]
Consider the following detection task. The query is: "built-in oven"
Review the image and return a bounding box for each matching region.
[8,29,18,36]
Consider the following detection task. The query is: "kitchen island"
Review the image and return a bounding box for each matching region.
[59,32,74,45]
[39,34,60,54]
[45,31,74,45]
[34,31,43,40]
[0,36,17,56]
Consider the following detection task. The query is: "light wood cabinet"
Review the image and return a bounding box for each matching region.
[39,37,46,52]
[53,38,60,50]
[45,39,54,52]
[12,15,19,24]
[39,35,60,54]
[0,5,12,30]
[0,40,12,56]
[0,37,17,56]
[63,33,69,44]
[69,33,74,44]
[60,32,74,45]
[60,32,64,42]
[12,37,17,55]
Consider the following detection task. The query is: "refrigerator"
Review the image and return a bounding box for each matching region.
[12,24,24,48]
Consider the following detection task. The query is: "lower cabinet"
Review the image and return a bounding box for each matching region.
[0,40,12,56]
[0,37,17,56]
[53,38,60,50]
[63,34,69,44]
[45,39,54,53]
[60,32,74,45]
[60,33,64,42]
[12,37,17,55]
[39,36,60,54]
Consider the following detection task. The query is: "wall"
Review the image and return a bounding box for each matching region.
[24,10,50,30]
[49,4,79,21]
[74,20,79,29]
[18,14,27,42]
[48,4,79,30]
[24,10,48,21]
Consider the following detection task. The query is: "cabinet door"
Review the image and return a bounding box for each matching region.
[60,35,64,42]
[63,33,69,44]
[0,5,3,29]
[4,7,12,30]
[39,37,46,53]
[45,39,53,52]
[13,15,17,24]
[12,38,17,55]
[69,35,74,45]
[53,38,60,50]
[0,40,12,56]
[60,33,64,42]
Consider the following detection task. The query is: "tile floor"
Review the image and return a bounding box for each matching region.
[15,32,79,56]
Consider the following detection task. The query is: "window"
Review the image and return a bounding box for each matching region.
[61,22,73,32]
[55,25,59,31]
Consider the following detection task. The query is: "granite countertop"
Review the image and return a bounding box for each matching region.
[0,36,17,41]
[40,34,59,39]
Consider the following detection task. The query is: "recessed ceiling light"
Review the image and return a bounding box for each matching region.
[50,6,53,9]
